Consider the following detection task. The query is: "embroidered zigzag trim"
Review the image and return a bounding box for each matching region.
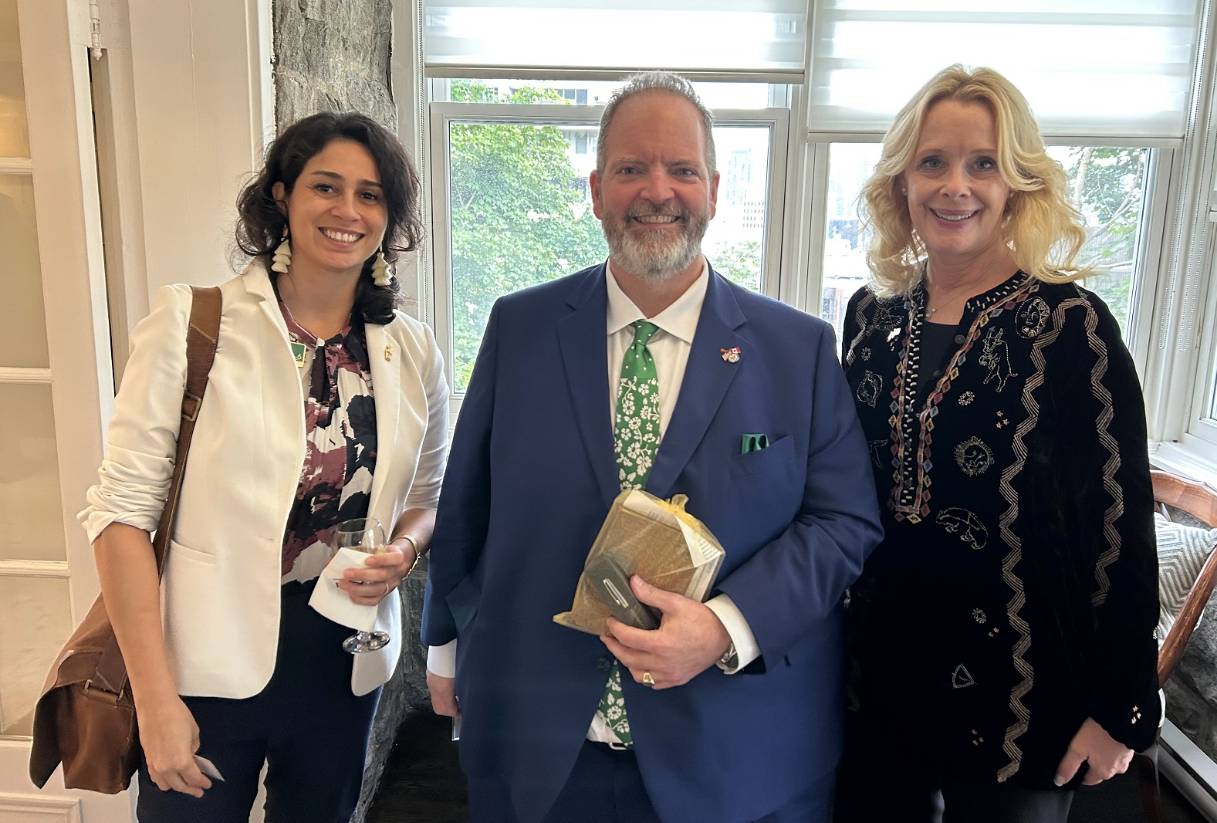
[844,291,876,367]
[1082,302,1122,607]
[995,290,1074,782]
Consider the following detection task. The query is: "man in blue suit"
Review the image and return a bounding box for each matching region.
[422,71,882,823]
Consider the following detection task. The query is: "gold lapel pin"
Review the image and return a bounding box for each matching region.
[384,344,393,362]
[720,346,741,363]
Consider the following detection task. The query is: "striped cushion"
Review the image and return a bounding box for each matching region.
[1156,512,1217,641]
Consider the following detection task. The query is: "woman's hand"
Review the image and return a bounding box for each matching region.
[338,539,416,606]
[1054,717,1134,786]
[137,693,211,797]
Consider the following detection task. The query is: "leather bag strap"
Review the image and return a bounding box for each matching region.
[93,286,222,697]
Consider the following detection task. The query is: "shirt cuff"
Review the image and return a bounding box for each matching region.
[704,594,760,674]
[427,640,457,678]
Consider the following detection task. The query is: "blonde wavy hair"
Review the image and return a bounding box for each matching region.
[860,65,1089,296]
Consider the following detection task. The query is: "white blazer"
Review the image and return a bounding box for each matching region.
[81,262,448,697]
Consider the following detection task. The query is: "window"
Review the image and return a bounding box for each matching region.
[816,143,1159,344]
[402,0,1217,804]
[429,79,788,393]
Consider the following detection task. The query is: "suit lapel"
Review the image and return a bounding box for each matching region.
[557,265,619,509]
[647,270,746,499]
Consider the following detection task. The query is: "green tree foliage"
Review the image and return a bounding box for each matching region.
[449,80,606,390]
[1061,147,1147,330]
[708,239,762,292]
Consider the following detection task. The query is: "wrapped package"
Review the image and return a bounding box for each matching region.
[553,490,725,636]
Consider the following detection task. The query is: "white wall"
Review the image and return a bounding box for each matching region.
[103,0,274,327]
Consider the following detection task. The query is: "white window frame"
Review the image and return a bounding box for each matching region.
[794,137,1175,373]
[427,100,790,413]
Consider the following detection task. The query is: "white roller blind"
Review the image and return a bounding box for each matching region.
[423,0,807,81]
[809,0,1201,139]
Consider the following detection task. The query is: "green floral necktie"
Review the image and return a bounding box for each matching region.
[597,320,662,747]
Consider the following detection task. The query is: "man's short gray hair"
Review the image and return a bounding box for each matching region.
[596,71,716,175]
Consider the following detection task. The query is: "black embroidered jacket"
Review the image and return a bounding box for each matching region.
[842,272,1160,787]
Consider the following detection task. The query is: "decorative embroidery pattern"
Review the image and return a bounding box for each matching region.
[994,283,1055,783]
[937,507,989,550]
[979,327,1017,392]
[952,664,977,689]
[1078,300,1122,608]
[887,276,1034,524]
[843,291,877,367]
[972,608,988,624]
[1016,296,1050,339]
[871,301,904,333]
[955,437,995,477]
[868,439,890,470]
[959,391,975,406]
[857,370,883,408]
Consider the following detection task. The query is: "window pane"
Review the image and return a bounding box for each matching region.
[704,125,770,295]
[818,143,1151,343]
[434,78,776,110]
[447,117,607,393]
[0,575,73,737]
[0,383,65,562]
[446,97,772,392]
[819,143,880,344]
[0,173,50,368]
[0,0,30,157]
[1048,146,1150,335]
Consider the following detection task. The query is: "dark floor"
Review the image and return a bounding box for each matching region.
[367,711,467,823]
[367,711,1211,823]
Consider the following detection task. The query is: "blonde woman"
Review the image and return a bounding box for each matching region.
[836,65,1159,822]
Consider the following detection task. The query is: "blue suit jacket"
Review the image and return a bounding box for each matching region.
[422,264,882,823]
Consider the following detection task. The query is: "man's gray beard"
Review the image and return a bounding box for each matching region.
[603,210,709,281]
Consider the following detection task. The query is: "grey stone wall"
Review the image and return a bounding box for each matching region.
[271,3,431,821]
[273,0,396,132]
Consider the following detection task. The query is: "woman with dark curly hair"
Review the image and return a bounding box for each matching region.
[80,112,447,822]
[835,66,1159,822]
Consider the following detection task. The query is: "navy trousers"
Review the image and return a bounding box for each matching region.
[136,580,380,823]
[468,740,834,823]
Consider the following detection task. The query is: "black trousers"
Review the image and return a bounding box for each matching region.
[834,717,1073,823]
[136,579,380,823]
[467,740,835,823]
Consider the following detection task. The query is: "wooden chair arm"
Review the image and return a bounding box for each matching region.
[1152,470,1217,686]
[1151,470,1217,527]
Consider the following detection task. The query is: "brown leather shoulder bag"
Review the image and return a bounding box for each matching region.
[29,285,222,793]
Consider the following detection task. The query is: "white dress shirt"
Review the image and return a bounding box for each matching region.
[428,261,761,733]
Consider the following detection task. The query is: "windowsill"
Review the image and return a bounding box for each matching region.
[1151,440,1217,489]
[1161,721,1217,817]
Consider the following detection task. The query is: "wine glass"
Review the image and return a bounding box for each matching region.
[333,517,391,654]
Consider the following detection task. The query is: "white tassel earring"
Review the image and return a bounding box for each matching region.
[371,249,393,287]
[271,233,292,274]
